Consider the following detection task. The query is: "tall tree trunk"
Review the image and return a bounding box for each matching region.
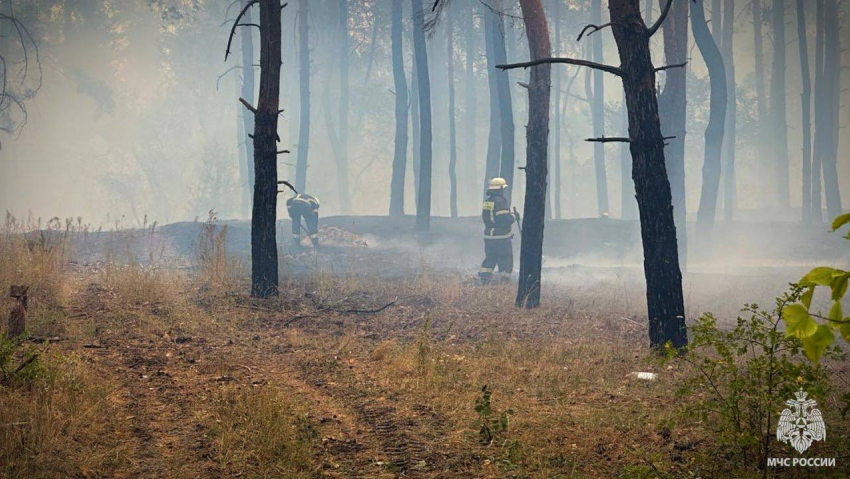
[821,0,842,219]
[591,0,609,216]
[464,1,477,211]
[237,95,251,217]
[410,45,421,202]
[613,0,687,349]
[295,0,310,193]
[721,0,736,221]
[483,9,502,193]
[491,0,516,204]
[692,0,727,242]
[389,0,409,217]
[796,0,812,223]
[712,0,722,42]
[553,0,563,219]
[249,0,282,298]
[620,99,637,219]
[411,0,432,231]
[811,0,824,222]
[513,0,551,309]
[752,0,770,196]
[657,0,689,267]
[770,0,790,208]
[447,12,458,218]
[240,0,256,215]
[644,0,652,22]
[337,0,351,212]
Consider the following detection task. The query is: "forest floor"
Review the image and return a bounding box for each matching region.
[2,217,850,478]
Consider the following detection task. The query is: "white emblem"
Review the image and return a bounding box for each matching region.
[776,389,826,454]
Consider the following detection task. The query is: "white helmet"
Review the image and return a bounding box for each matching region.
[488,177,508,190]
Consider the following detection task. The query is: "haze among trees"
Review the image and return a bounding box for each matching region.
[2,1,850,477]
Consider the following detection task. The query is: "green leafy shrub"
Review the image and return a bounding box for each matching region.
[781,214,850,363]
[677,288,837,473]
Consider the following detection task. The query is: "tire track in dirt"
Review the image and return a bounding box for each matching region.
[293,357,450,479]
[82,336,219,479]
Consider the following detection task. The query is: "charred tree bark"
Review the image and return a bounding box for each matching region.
[721,0,736,221]
[692,0,727,241]
[295,0,310,193]
[512,0,551,309]
[591,0,609,216]
[337,0,352,212]
[796,0,812,223]
[411,0,433,231]
[483,9,502,193]
[228,0,283,298]
[447,12,458,218]
[389,0,409,217]
[770,0,790,208]
[239,0,256,213]
[657,0,688,266]
[821,0,842,219]
[620,98,637,220]
[611,0,687,350]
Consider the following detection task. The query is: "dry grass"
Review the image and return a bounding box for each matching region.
[0,347,129,478]
[0,216,848,478]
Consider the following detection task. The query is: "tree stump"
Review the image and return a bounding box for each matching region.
[8,285,28,338]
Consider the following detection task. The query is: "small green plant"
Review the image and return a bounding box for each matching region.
[474,384,513,446]
[781,214,850,363]
[677,288,837,473]
[0,335,45,386]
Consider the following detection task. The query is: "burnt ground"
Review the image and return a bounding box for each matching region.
[60,215,849,319]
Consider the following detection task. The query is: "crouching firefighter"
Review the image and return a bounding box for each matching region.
[479,178,516,284]
[286,193,321,247]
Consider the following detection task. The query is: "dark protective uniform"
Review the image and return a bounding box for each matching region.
[479,190,514,283]
[286,193,320,246]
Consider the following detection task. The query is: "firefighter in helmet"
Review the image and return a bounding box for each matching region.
[286,193,321,247]
[479,178,516,283]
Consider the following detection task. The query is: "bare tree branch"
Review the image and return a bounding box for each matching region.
[655,61,688,73]
[497,58,626,77]
[647,0,675,37]
[586,137,632,143]
[576,22,619,42]
[224,0,259,62]
[239,97,257,113]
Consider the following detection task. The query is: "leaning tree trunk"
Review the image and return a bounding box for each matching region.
[721,0,736,221]
[337,0,352,212]
[692,0,727,243]
[513,0,551,309]
[657,0,688,267]
[447,12,458,218]
[591,0,609,216]
[483,9,502,193]
[821,0,842,219]
[295,0,310,193]
[389,0,409,217]
[770,0,790,208]
[796,0,812,223]
[229,0,283,298]
[411,0,433,231]
[492,0,516,204]
[239,0,256,216]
